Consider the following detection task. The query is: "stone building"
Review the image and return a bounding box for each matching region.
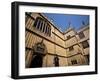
[25,12,89,68]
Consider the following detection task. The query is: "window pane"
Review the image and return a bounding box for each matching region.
[67,35,71,40]
[33,17,51,37]
[82,40,89,49]
[33,17,38,28]
[79,32,85,39]
[69,46,74,51]
[43,23,46,33]
[45,24,48,34]
[71,60,77,65]
[36,19,41,29]
[48,28,51,36]
[39,20,43,31]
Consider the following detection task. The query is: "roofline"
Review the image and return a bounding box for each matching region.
[77,25,89,33]
[38,13,89,35]
[39,13,64,35]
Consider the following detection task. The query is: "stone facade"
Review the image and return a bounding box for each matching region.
[25,12,89,68]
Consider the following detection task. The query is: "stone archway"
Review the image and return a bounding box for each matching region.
[29,40,47,68]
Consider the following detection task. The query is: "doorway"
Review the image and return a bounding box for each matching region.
[29,54,43,68]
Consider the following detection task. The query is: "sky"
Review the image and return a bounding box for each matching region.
[43,13,89,32]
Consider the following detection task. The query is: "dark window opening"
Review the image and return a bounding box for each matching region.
[69,46,74,51]
[48,28,51,36]
[39,21,43,31]
[45,25,48,34]
[33,17,38,28]
[29,55,43,68]
[71,60,77,65]
[36,19,41,29]
[67,35,71,40]
[54,55,59,67]
[82,40,89,49]
[79,32,85,39]
[43,25,46,33]
[85,55,89,65]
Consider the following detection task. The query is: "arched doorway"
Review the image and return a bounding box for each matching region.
[29,40,47,68]
[29,54,43,68]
